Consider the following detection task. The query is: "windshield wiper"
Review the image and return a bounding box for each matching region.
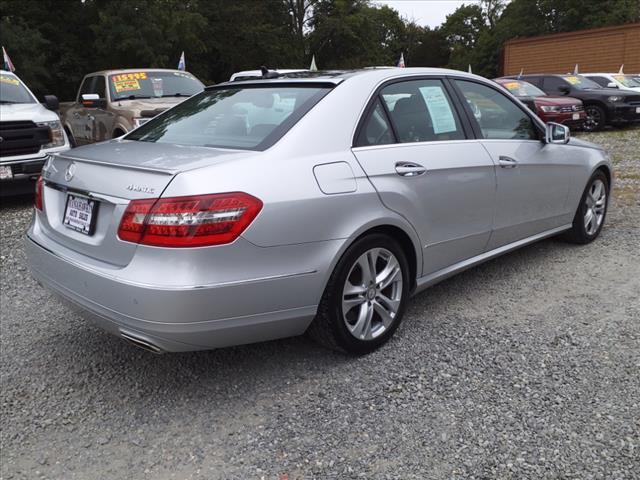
[116,95,154,101]
[160,93,186,98]
[0,100,21,104]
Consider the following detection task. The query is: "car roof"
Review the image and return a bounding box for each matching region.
[214,67,484,88]
[85,68,193,76]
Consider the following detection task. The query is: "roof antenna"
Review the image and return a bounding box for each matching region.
[260,66,280,79]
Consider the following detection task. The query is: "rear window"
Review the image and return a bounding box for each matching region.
[0,74,35,104]
[126,85,332,150]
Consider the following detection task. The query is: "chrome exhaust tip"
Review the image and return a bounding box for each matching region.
[120,331,163,354]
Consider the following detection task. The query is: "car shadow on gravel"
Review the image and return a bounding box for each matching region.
[40,234,581,407]
[0,193,33,209]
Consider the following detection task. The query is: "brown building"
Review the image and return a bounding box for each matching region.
[502,23,640,75]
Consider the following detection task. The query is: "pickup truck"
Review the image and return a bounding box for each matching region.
[60,69,204,146]
[1,69,70,193]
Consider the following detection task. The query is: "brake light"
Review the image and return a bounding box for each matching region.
[118,193,263,247]
[35,176,44,211]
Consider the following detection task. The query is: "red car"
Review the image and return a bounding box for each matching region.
[495,78,587,129]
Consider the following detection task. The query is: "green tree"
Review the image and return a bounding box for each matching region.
[308,0,405,68]
[440,3,486,72]
[404,26,450,68]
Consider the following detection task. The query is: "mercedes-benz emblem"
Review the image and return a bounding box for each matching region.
[64,162,76,181]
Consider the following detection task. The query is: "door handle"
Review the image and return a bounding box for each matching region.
[498,156,518,168]
[395,162,426,177]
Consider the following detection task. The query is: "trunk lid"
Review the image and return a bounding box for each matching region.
[38,140,255,266]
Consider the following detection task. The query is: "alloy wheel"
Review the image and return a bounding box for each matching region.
[584,106,601,131]
[341,248,403,341]
[584,178,606,236]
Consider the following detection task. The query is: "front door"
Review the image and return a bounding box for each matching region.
[452,79,572,249]
[352,78,496,276]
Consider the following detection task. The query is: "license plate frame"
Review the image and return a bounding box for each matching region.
[0,165,13,180]
[572,113,580,120]
[63,193,99,236]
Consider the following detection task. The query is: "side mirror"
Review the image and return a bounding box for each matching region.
[607,82,618,89]
[81,93,106,108]
[43,95,59,111]
[558,85,570,95]
[545,122,570,144]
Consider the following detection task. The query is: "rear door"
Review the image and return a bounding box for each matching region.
[352,77,496,276]
[451,78,572,249]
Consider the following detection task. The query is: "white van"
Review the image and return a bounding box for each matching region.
[0,70,70,191]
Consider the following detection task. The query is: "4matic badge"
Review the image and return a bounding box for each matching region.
[126,184,155,194]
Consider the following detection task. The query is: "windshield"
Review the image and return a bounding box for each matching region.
[613,75,640,88]
[0,74,36,104]
[499,80,545,97]
[108,71,203,101]
[562,75,602,90]
[125,85,332,150]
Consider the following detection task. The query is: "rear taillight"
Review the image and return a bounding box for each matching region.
[35,176,44,211]
[117,193,263,247]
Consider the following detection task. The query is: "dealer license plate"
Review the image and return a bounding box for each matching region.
[63,194,98,235]
[0,166,13,180]
[572,113,580,120]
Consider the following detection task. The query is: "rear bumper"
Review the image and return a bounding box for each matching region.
[25,232,340,352]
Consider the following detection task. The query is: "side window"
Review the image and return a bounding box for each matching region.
[541,76,568,94]
[454,80,538,141]
[78,77,94,100]
[92,76,106,99]
[381,79,465,143]
[525,77,543,88]
[589,76,610,88]
[355,99,395,147]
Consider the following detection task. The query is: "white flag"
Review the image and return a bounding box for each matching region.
[573,64,579,75]
[397,53,405,68]
[618,64,624,74]
[309,55,318,72]
[178,51,186,71]
[468,64,473,74]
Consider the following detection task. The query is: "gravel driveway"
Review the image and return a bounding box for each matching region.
[2,127,639,480]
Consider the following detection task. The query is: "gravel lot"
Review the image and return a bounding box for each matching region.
[2,127,639,480]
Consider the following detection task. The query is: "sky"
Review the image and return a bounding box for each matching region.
[374,0,481,28]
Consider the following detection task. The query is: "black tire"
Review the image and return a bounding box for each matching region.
[562,170,609,244]
[307,233,411,354]
[583,105,606,132]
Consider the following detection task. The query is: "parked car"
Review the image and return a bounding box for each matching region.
[0,70,70,193]
[582,73,640,93]
[60,69,204,146]
[26,68,612,354]
[494,77,586,129]
[503,73,640,131]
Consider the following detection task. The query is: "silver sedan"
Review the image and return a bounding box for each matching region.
[26,68,612,354]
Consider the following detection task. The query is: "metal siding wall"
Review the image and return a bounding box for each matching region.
[503,24,640,75]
